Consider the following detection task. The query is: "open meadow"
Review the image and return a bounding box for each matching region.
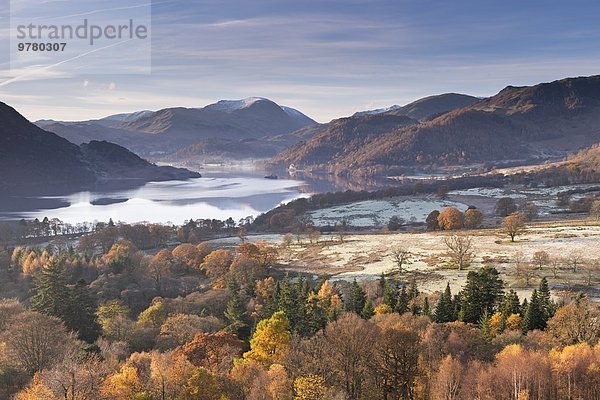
[276,219,600,301]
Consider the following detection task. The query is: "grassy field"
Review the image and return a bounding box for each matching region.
[275,219,600,300]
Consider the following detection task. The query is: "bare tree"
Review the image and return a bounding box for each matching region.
[582,259,599,286]
[567,251,584,273]
[532,251,550,270]
[308,229,321,245]
[443,235,474,270]
[550,256,562,278]
[391,247,412,273]
[0,311,79,374]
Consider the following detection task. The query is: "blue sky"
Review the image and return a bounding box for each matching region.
[1,0,600,122]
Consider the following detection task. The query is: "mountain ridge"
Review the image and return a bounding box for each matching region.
[270,75,600,176]
[0,102,198,191]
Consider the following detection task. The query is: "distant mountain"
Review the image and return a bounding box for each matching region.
[353,104,402,117]
[353,93,478,119]
[386,93,480,120]
[38,98,317,158]
[270,76,600,176]
[0,102,198,190]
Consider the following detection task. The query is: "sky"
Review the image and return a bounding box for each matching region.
[1,0,600,123]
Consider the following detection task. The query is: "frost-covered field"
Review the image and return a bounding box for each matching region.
[276,222,600,299]
[450,184,600,199]
[450,184,600,215]
[309,199,468,227]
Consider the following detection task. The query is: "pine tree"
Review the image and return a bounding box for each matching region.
[422,297,431,319]
[378,273,387,297]
[293,275,311,336]
[66,279,101,342]
[346,279,366,315]
[361,297,374,319]
[31,256,69,318]
[537,277,554,321]
[396,285,409,314]
[278,274,300,330]
[460,266,504,324]
[501,290,522,316]
[521,298,529,316]
[382,281,397,308]
[479,310,493,342]
[225,279,249,339]
[434,283,454,322]
[524,289,546,332]
[408,277,419,300]
[305,293,327,335]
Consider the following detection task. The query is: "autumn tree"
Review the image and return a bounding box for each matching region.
[244,311,292,367]
[374,325,421,399]
[547,298,600,345]
[464,208,484,229]
[293,375,327,400]
[437,207,465,230]
[495,197,517,217]
[431,355,463,400]
[179,367,222,400]
[200,249,234,287]
[148,249,178,293]
[443,235,474,270]
[172,243,203,272]
[502,212,526,242]
[426,210,440,231]
[0,311,78,374]
[321,313,377,399]
[181,331,243,374]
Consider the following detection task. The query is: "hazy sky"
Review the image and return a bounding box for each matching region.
[1,0,600,122]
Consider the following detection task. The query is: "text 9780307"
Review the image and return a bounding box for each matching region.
[17,42,67,52]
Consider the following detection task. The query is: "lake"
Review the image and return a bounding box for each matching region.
[0,171,314,224]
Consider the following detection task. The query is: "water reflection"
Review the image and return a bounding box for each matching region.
[0,172,312,224]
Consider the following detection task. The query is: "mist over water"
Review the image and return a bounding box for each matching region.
[0,172,312,224]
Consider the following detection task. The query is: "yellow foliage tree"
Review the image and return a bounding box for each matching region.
[179,367,222,400]
[15,374,58,400]
[374,304,393,315]
[101,366,147,400]
[293,375,327,400]
[244,311,291,367]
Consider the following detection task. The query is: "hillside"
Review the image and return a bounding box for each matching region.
[0,102,198,190]
[386,93,479,120]
[39,98,317,157]
[354,93,479,120]
[270,75,600,175]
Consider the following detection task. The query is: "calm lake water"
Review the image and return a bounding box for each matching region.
[0,171,314,224]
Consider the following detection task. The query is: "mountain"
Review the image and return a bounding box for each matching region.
[353,104,402,117]
[270,76,600,176]
[385,93,479,120]
[39,98,317,158]
[0,102,198,190]
[353,93,478,119]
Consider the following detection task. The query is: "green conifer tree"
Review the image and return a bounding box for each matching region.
[396,285,409,314]
[434,283,454,322]
[361,297,374,319]
[459,266,504,324]
[524,289,546,332]
[346,279,366,315]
